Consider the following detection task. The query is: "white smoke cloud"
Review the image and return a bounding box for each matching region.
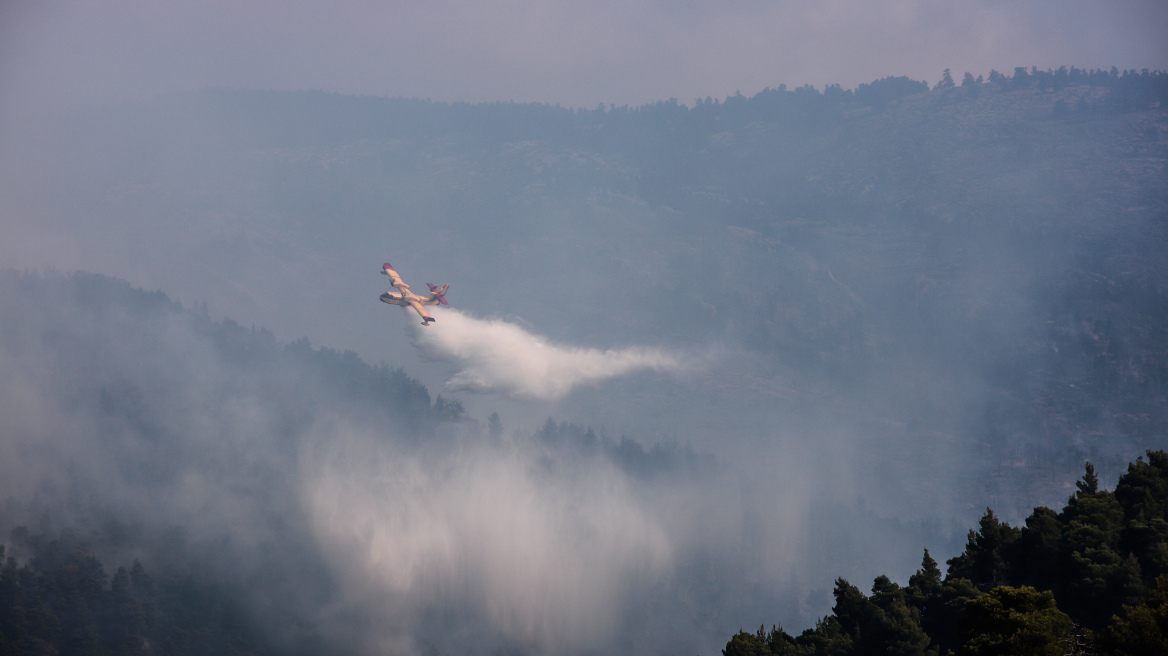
[303,429,677,655]
[411,309,686,400]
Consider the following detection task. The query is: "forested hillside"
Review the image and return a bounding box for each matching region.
[7,67,1163,516]
[1,67,1166,654]
[8,450,1168,655]
[724,453,1168,655]
[0,270,461,654]
[0,271,734,655]
[0,529,288,656]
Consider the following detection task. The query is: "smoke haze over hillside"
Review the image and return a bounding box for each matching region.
[1,3,1167,655]
[0,272,806,655]
[1,74,1165,653]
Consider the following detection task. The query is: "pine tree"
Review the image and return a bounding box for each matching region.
[935,69,955,91]
[947,509,1021,590]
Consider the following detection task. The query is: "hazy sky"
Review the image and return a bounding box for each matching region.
[2,0,1166,114]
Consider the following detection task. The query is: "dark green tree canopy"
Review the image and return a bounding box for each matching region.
[956,586,1072,656]
[724,452,1168,656]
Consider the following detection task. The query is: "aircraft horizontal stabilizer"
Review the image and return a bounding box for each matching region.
[426,282,450,305]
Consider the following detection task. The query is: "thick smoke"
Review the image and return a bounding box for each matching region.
[304,429,678,654]
[410,308,686,400]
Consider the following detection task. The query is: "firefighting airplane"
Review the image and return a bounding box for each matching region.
[379,262,449,325]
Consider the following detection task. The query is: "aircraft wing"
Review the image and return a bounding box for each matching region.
[382,263,411,294]
[406,299,436,324]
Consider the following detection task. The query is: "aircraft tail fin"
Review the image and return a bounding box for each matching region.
[426,282,450,305]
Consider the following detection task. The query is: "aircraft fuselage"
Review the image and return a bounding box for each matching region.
[380,262,448,325]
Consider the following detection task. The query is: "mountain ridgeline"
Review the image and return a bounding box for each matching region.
[113,66,1166,151]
